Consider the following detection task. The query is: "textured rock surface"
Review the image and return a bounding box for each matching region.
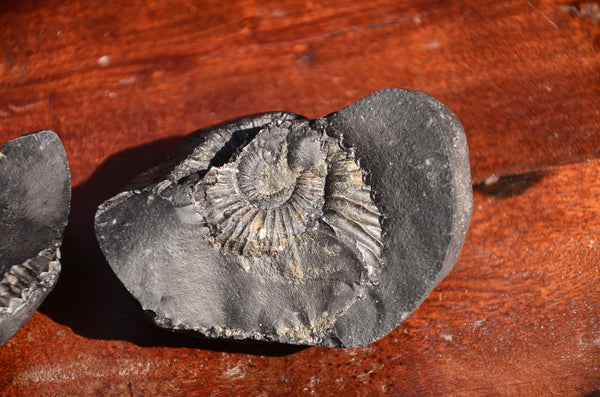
[95,89,472,347]
[0,131,71,345]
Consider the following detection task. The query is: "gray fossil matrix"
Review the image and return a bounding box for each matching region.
[95,89,473,347]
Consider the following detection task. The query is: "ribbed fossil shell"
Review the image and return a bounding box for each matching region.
[322,143,383,277]
[196,119,383,270]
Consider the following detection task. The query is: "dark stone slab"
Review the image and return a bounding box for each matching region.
[0,130,71,345]
[95,89,472,347]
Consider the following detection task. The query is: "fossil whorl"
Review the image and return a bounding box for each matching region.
[322,142,383,277]
[195,118,383,269]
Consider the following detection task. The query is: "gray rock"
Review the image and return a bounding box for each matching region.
[95,89,472,347]
[0,130,71,345]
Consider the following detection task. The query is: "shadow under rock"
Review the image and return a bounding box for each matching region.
[38,133,306,357]
[472,170,551,198]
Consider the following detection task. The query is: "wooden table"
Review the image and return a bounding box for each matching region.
[1,0,598,395]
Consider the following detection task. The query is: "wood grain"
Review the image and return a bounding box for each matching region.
[0,0,598,395]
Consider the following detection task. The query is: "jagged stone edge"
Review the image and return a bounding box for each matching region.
[144,308,346,347]
[0,246,61,318]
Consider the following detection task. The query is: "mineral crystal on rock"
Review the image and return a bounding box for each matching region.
[95,89,472,347]
[0,130,70,345]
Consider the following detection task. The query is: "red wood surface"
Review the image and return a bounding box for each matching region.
[0,0,599,395]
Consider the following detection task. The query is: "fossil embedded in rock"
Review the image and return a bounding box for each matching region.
[0,130,71,345]
[95,89,473,347]
[195,120,382,269]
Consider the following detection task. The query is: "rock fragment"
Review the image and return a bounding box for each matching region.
[95,89,472,347]
[0,130,70,345]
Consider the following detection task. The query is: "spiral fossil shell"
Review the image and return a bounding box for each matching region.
[195,118,383,271]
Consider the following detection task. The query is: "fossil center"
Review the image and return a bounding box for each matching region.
[236,131,297,210]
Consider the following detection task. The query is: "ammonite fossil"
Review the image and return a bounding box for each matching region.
[95,89,472,347]
[196,119,382,275]
[0,130,70,345]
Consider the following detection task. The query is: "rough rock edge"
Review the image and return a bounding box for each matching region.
[0,245,61,317]
[144,307,345,347]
